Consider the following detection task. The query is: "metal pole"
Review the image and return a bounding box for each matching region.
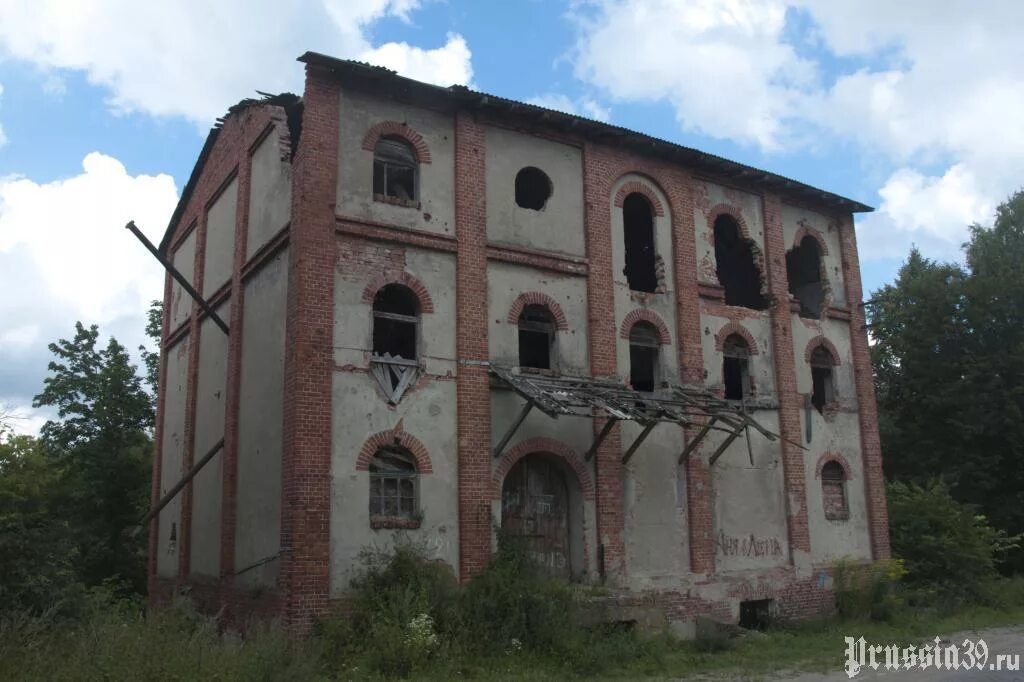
[124,220,230,335]
[136,438,225,533]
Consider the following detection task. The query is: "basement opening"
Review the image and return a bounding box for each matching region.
[623,193,658,293]
[372,284,419,362]
[714,215,767,310]
[787,235,825,318]
[515,167,552,210]
[722,334,751,401]
[739,599,772,630]
[518,304,555,370]
[629,321,660,392]
[373,136,417,201]
[810,346,835,414]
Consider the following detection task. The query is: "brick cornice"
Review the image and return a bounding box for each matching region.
[356,425,434,474]
[506,291,568,330]
[614,179,666,216]
[361,271,436,314]
[714,321,759,354]
[492,437,594,501]
[619,308,671,345]
[361,120,432,164]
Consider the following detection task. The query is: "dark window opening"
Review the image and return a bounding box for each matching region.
[629,322,659,392]
[714,215,767,309]
[739,599,772,630]
[515,167,552,210]
[623,193,658,293]
[372,284,419,363]
[518,304,555,370]
[369,447,418,518]
[722,334,750,401]
[810,346,835,414]
[373,136,417,201]
[821,461,848,520]
[787,236,825,318]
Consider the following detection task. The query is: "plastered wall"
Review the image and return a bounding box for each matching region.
[203,178,237,297]
[157,337,189,578]
[247,125,292,259]
[235,248,288,587]
[699,314,776,397]
[484,126,585,257]
[189,306,229,578]
[781,204,847,308]
[337,89,456,236]
[693,180,767,287]
[169,231,195,330]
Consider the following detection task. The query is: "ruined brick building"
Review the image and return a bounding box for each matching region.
[149,51,890,634]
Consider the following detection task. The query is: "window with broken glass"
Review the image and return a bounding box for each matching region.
[371,284,420,403]
[629,322,660,392]
[722,334,751,401]
[518,304,555,370]
[369,448,418,519]
[373,136,417,202]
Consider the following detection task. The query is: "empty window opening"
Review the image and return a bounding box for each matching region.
[373,136,417,201]
[810,346,835,414]
[722,334,751,401]
[739,599,773,630]
[369,447,418,519]
[623,193,658,293]
[372,284,419,364]
[787,236,825,318]
[821,461,848,520]
[629,322,660,392]
[515,167,552,210]
[518,304,555,370]
[714,215,767,309]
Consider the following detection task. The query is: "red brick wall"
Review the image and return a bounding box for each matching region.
[761,192,811,556]
[837,215,891,559]
[278,65,340,631]
[454,112,493,581]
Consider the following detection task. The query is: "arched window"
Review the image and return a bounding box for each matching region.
[369,447,418,519]
[372,284,419,361]
[629,321,660,392]
[810,346,836,414]
[623,193,657,293]
[787,235,825,318]
[518,304,555,370]
[373,136,417,201]
[820,460,848,520]
[722,334,751,401]
[515,167,552,210]
[714,215,767,310]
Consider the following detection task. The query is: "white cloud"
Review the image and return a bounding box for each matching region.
[0,82,6,148]
[570,0,1024,258]
[0,0,473,124]
[527,93,611,122]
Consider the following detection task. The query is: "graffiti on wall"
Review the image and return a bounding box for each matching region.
[717,531,783,558]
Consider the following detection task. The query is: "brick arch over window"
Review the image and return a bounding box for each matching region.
[506,292,568,330]
[706,203,753,242]
[361,121,432,164]
[619,309,671,344]
[714,322,759,354]
[613,180,666,217]
[793,224,830,256]
[804,335,841,365]
[361,272,435,314]
[356,425,434,474]
[492,437,594,501]
[815,452,853,480]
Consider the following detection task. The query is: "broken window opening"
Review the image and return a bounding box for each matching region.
[369,447,418,519]
[518,304,555,370]
[722,334,751,401]
[739,599,773,630]
[810,346,835,414]
[372,284,419,364]
[787,235,825,318]
[373,136,417,201]
[623,193,658,293]
[515,167,552,210]
[714,215,767,310]
[629,321,660,392]
[821,460,848,520]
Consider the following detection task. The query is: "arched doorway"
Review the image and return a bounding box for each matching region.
[501,453,582,579]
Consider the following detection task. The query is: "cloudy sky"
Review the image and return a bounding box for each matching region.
[1,0,1021,433]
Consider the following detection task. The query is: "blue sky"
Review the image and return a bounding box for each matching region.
[1,0,1021,432]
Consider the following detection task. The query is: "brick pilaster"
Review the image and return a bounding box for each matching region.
[280,66,339,631]
[837,214,891,559]
[454,111,492,581]
[761,192,811,558]
[581,143,625,581]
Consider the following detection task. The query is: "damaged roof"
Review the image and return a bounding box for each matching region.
[298,51,873,215]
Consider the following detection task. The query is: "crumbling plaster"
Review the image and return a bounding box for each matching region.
[247,125,292,259]
[157,337,189,578]
[781,204,847,309]
[169,232,196,330]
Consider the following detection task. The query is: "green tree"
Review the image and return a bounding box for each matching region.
[139,300,163,395]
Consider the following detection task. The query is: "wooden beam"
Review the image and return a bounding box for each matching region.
[136,438,224,532]
[492,400,534,459]
[584,417,619,462]
[622,421,657,465]
[678,418,716,464]
[708,429,742,467]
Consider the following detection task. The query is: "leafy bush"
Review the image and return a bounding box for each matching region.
[832,558,905,621]
[888,480,1019,602]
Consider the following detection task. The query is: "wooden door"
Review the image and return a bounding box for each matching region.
[501,455,570,579]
